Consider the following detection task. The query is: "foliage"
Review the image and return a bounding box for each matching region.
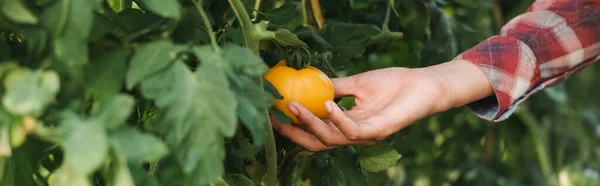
[0,0,599,186]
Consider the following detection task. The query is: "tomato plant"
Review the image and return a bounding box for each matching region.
[0,0,599,186]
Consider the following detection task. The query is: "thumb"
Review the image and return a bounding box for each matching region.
[331,76,357,98]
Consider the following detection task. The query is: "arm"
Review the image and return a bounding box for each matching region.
[455,0,600,121]
[271,0,600,151]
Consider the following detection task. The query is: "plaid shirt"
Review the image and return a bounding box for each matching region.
[455,0,600,122]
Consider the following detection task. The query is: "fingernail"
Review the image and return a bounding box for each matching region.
[325,101,333,112]
[288,102,299,116]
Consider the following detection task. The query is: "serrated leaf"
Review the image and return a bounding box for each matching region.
[85,50,129,98]
[225,174,255,186]
[126,40,176,89]
[140,61,235,183]
[109,127,168,164]
[93,94,135,129]
[274,28,309,48]
[194,45,270,146]
[263,3,298,25]
[134,0,181,19]
[1,0,38,24]
[195,62,239,138]
[59,113,108,175]
[358,142,402,172]
[222,44,269,77]
[2,69,60,117]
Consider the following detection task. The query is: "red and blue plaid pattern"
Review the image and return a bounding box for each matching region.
[455,0,600,122]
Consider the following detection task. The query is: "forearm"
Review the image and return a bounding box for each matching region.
[423,59,494,112]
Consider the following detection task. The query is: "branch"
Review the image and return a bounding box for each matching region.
[193,0,219,51]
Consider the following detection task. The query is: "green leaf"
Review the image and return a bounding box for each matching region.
[140,61,235,183]
[2,69,60,117]
[86,50,129,98]
[106,149,135,186]
[126,40,177,89]
[93,94,135,129]
[273,28,309,48]
[52,36,89,78]
[420,7,457,66]
[318,149,368,186]
[296,27,331,52]
[270,108,292,124]
[22,29,48,60]
[222,44,269,77]
[225,174,255,186]
[1,0,38,24]
[49,165,92,186]
[133,0,181,19]
[358,142,402,172]
[59,112,108,175]
[319,22,380,65]
[195,61,239,138]
[263,77,283,99]
[109,127,168,164]
[262,3,298,25]
[193,45,271,146]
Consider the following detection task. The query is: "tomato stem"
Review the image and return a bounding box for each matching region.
[252,0,262,21]
[194,0,220,52]
[228,1,278,186]
[365,0,404,45]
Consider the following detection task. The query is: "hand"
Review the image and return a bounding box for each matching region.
[271,59,493,152]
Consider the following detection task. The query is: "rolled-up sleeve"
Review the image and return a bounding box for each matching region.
[454,0,600,122]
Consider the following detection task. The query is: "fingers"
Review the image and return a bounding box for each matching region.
[324,100,382,140]
[289,101,351,146]
[331,77,356,98]
[270,117,336,152]
[287,101,379,146]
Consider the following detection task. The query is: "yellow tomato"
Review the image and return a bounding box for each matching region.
[263,60,334,124]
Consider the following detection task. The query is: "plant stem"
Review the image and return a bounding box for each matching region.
[228,1,277,186]
[365,31,403,45]
[228,0,257,51]
[365,0,403,45]
[516,105,553,180]
[310,0,324,30]
[193,0,220,51]
[252,0,262,21]
[382,0,394,32]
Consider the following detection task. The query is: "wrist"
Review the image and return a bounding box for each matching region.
[422,59,493,112]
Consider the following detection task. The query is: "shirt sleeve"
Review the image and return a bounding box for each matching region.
[454,0,600,122]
